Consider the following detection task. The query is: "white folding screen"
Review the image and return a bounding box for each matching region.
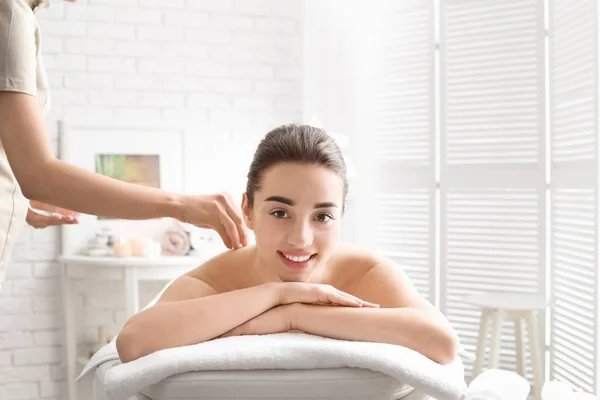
[302,0,371,245]
[439,0,546,381]
[548,0,598,393]
[304,0,600,391]
[361,0,437,304]
[303,0,437,303]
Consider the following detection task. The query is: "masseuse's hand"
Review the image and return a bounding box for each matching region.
[179,193,249,250]
[277,282,380,308]
[26,200,79,229]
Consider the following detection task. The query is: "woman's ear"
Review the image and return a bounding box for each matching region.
[241,193,254,230]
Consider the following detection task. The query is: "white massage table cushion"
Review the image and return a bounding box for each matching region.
[94,360,429,400]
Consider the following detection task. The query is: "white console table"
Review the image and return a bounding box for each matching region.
[59,254,212,400]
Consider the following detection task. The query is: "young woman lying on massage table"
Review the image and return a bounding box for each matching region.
[116,124,459,366]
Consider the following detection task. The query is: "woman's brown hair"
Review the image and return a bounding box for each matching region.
[245,124,348,210]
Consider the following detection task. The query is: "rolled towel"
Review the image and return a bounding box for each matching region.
[466,369,530,400]
[161,230,191,256]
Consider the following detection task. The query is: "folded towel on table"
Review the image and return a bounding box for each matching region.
[79,332,468,400]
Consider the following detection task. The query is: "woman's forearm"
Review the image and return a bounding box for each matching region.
[117,283,280,362]
[28,159,183,220]
[294,305,458,365]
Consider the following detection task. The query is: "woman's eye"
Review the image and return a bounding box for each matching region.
[316,213,333,223]
[271,210,288,219]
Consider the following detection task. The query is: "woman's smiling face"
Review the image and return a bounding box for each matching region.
[242,162,345,282]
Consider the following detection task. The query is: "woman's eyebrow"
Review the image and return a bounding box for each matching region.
[265,196,295,206]
[314,202,338,209]
[264,196,338,209]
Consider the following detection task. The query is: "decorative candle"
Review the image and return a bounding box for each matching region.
[112,238,133,257]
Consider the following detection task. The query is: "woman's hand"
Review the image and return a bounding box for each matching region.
[26,200,79,229]
[219,304,297,338]
[179,193,249,250]
[276,282,380,308]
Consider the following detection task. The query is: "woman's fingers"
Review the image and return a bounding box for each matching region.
[280,282,380,308]
[319,285,380,308]
[332,288,380,307]
[332,293,363,307]
[338,293,379,308]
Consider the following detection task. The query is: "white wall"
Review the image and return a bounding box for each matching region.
[302,0,368,245]
[0,1,303,399]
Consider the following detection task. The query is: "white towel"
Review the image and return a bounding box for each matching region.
[79,332,468,400]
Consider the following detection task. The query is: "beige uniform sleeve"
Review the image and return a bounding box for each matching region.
[0,0,38,285]
[0,0,38,97]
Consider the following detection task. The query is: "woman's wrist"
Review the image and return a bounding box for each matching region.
[287,302,304,331]
[265,282,286,307]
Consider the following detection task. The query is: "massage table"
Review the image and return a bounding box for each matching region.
[93,359,431,400]
[83,282,530,400]
[84,335,529,400]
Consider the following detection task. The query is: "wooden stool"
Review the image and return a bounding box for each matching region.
[465,292,547,400]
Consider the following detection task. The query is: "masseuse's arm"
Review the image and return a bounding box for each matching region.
[0,92,182,219]
[292,262,459,365]
[0,92,247,248]
[115,276,280,363]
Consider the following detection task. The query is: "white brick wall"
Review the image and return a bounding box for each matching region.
[0,1,303,399]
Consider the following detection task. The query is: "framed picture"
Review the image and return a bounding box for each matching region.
[59,123,186,256]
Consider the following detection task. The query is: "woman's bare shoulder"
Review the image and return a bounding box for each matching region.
[328,243,427,308]
[155,248,256,303]
[327,242,383,290]
[185,247,258,293]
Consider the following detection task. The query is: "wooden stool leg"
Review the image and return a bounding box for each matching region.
[514,316,526,376]
[489,309,504,368]
[473,309,490,378]
[526,311,544,400]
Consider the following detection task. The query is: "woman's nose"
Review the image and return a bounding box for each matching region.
[287,220,313,248]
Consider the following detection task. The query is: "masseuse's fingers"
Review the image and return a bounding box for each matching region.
[219,192,249,248]
[183,193,248,250]
[29,200,80,217]
[26,208,79,229]
[213,194,240,249]
[216,212,235,250]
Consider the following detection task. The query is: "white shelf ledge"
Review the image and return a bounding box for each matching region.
[58,254,215,268]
